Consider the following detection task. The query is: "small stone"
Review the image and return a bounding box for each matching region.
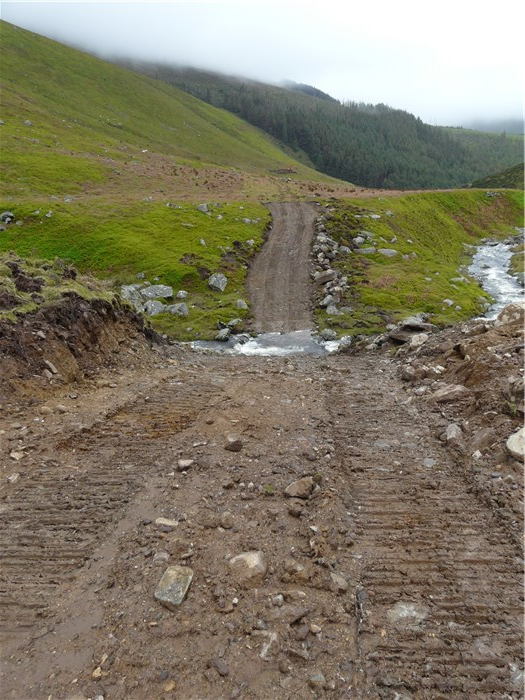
[220,511,234,529]
[330,572,349,593]
[284,476,315,499]
[44,359,58,374]
[155,517,179,531]
[162,680,176,692]
[177,459,194,471]
[207,658,229,677]
[224,434,243,452]
[310,623,322,634]
[287,500,304,517]
[445,424,463,444]
[271,594,284,607]
[39,405,54,415]
[228,551,268,583]
[7,472,20,483]
[56,404,68,413]
[154,566,193,609]
[308,673,326,689]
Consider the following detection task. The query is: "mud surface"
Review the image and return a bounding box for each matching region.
[0,205,523,700]
[247,202,317,333]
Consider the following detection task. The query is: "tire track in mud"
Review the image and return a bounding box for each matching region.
[247,202,317,333]
[326,356,523,698]
[0,377,223,647]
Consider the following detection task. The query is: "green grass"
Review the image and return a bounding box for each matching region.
[318,189,524,336]
[0,199,270,338]
[0,20,340,198]
[0,253,115,321]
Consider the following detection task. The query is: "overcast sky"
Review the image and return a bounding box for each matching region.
[1,0,523,126]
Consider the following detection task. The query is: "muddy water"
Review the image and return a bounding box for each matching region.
[468,236,524,318]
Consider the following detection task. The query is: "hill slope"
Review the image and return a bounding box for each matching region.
[123,63,524,190]
[470,162,524,189]
[0,20,344,200]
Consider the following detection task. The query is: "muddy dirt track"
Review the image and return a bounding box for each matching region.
[0,204,523,699]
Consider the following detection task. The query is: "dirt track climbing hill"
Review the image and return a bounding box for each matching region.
[247,202,317,333]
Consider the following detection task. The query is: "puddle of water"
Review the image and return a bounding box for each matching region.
[468,235,524,318]
[191,330,343,356]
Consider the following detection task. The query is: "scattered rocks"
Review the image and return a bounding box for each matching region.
[154,566,193,609]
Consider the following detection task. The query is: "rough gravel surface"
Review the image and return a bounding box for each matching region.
[0,205,523,700]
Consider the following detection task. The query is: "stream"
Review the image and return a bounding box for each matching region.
[468,233,524,318]
[191,234,523,356]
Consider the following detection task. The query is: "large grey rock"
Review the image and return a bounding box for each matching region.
[320,328,337,341]
[229,551,268,583]
[120,285,145,312]
[208,273,228,292]
[144,300,165,316]
[314,269,336,284]
[215,327,231,341]
[154,566,193,609]
[166,303,189,316]
[140,284,173,299]
[378,248,398,257]
[506,427,524,460]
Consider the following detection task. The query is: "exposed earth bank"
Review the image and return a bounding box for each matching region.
[0,209,523,699]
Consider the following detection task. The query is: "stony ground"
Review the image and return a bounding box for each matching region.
[0,206,523,700]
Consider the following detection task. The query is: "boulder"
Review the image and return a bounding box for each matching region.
[377,248,398,257]
[215,328,231,341]
[208,273,228,292]
[144,300,165,316]
[120,285,145,312]
[166,303,189,317]
[139,284,173,299]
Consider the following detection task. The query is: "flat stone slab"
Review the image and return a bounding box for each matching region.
[154,566,193,609]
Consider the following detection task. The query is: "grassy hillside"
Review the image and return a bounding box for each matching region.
[316,190,524,336]
[470,163,524,190]
[125,63,524,190]
[0,20,345,200]
[0,21,353,339]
